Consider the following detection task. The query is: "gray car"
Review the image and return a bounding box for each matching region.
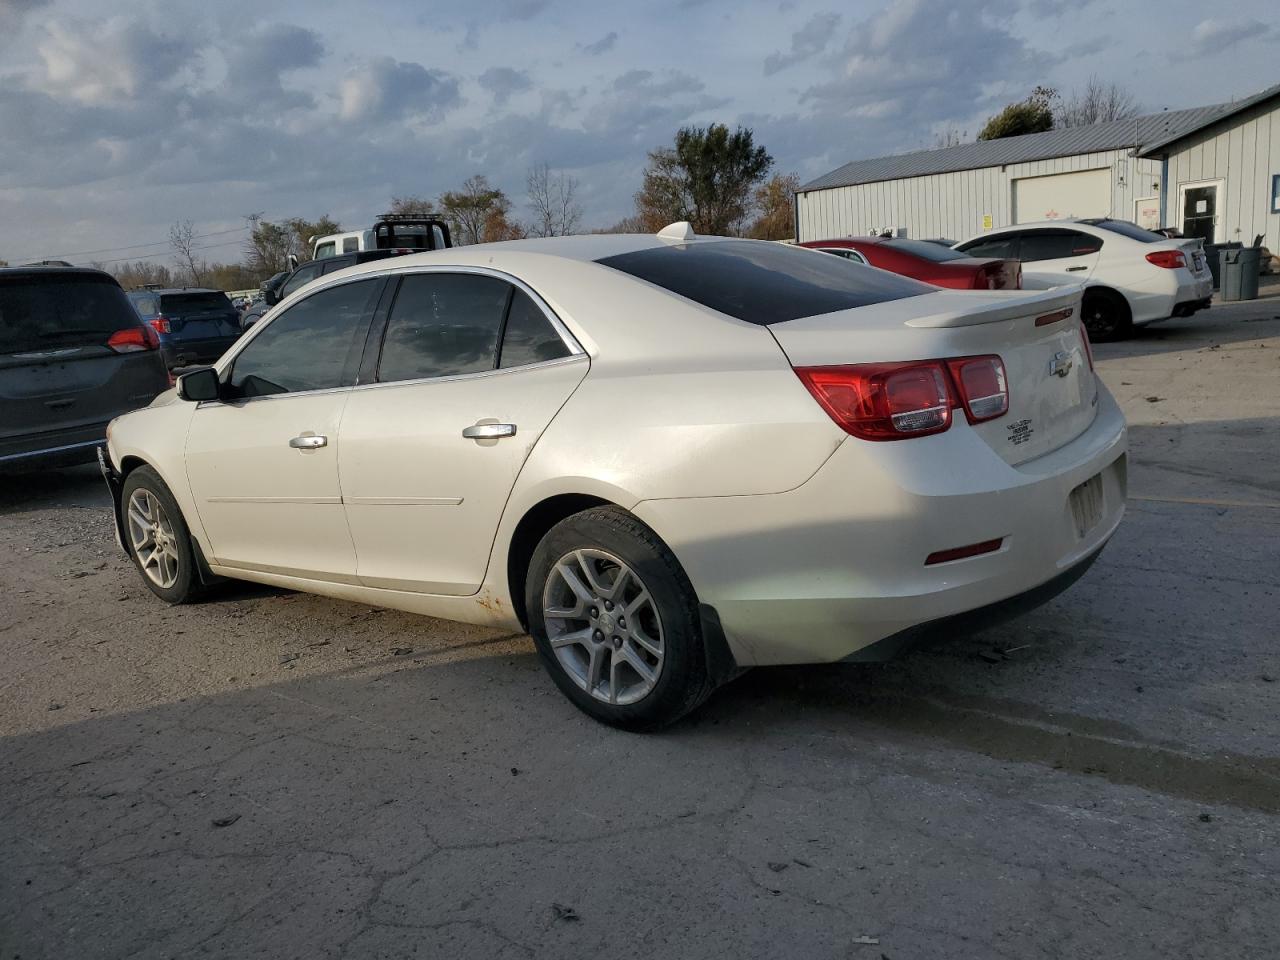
[1,267,170,469]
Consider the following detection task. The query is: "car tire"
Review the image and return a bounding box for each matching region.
[526,506,713,731]
[120,465,206,605]
[1081,289,1132,342]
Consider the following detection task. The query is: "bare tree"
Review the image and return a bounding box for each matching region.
[932,126,968,149]
[388,195,437,217]
[1057,77,1139,128]
[169,220,203,286]
[526,163,584,237]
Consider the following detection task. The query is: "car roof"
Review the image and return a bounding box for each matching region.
[0,265,119,282]
[130,287,224,295]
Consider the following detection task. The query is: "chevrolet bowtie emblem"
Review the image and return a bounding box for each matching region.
[1049,351,1073,378]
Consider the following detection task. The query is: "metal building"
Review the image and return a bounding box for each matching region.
[796,83,1280,250]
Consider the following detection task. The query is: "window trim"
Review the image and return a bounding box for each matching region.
[365,265,586,388]
[816,247,868,265]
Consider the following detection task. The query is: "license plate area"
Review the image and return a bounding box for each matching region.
[1069,472,1104,538]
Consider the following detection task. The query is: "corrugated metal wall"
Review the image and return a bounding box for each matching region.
[796,149,1162,243]
[1163,100,1280,251]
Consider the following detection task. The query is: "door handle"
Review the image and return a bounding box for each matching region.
[462,423,517,440]
[1066,266,1088,272]
[289,434,328,449]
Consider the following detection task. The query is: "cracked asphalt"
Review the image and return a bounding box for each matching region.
[2,296,1279,959]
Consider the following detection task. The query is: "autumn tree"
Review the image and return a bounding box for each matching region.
[527,163,583,237]
[747,172,801,241]
[635,124,773,235]
[388,195,438,217]
[1057,77,1139,128]
[438,175,519,244]
[978,86,1057,141]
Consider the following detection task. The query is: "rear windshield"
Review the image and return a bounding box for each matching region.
[0,273,138,354]
[1079,219,1163,243]
[129,293,159,316]
[160,291,234,313]
[596,240,931,324]
[881,238,971,262]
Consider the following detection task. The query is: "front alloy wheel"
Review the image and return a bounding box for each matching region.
[127,488,181,589]
[542,548,665,705]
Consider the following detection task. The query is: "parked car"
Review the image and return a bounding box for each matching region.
[126,288,242,370]
[1,266,169,470]
[800,237,1021,290]
[240,249,429,331]
[954,218,1213,341]
[101,225,1126,729]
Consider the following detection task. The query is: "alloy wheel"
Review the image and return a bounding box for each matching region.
[542,548,665,705]
[126,488,181,589]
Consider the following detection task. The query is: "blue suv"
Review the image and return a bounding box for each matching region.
[126,288,242,370]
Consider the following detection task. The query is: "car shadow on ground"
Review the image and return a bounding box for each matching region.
[1096,300,1280,359]
[0,462,107,515]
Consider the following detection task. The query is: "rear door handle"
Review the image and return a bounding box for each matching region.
[289,434,328,449]
[462,423,517,440]
[1066,266,1088,272]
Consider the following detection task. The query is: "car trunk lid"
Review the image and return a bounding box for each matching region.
[769,287,1097,466]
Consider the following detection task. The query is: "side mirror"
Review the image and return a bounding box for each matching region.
[176,366,221,402]
[263,286,280,306]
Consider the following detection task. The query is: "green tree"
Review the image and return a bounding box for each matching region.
[438,175,518,245]
[245,213,341,273]
[978,86,1057,141]
[747,172,801,241]
[635,124,773,235]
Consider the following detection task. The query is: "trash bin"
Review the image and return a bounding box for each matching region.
[1204,241,1241,289]
[1220,246,1261,301]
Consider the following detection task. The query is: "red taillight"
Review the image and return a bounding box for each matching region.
[148,316,170,334]
[946,355,1009,423]
[796,355,1009,441]
[107,325,160,354]
[1145,250,1186,269]
[925,538,1004,565]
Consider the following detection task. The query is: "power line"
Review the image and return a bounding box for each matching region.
[90,238,250,266]
[9,225,251,264]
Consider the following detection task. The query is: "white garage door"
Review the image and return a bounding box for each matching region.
[1012,169,1111,223]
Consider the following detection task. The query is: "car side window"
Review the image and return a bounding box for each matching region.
[228,279,380,398]
[322,256,355,275]
[1018,229,1102,262]
[280,263,323,299]
[342,237,359,253]
[377,273,510,382]
[957,234,1019,259]
[499,289,571,368]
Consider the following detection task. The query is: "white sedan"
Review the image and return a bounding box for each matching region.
[101,224,1127,729]
[955,218,1214,341]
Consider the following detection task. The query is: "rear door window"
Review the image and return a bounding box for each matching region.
[596,240,930,325]
[956,234,1019,259]
[377,273,510,382]
[1018,229,1101,261]
[499,290,571,368]
[228,279,380,397]
[0,273,139,355]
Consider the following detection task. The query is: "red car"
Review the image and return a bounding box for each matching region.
[799,237,1022,290]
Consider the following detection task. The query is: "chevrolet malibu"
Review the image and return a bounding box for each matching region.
[101,225,1127,729]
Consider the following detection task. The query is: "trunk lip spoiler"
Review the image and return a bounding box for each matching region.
[904,285,1083,329]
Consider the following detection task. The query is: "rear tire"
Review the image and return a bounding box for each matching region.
[526,506,713,731]
[120,466,206,605]
[1081,289,1132,342]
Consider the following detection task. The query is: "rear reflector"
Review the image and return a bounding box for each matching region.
[1145,250,1187,269]
[1080,323,1095,370]
[925,538,1004,565]
[107,325,159,353]
[1034,307,1074,327]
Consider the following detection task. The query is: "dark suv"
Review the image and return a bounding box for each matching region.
[1,267,170,469]
[127,288,242,369]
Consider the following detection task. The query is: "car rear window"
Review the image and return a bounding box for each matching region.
[0,273,139,354]
[129,294,159,316]
[1079,219,1163,243]
[160,292,234,313]
[882,238,970,262]
[596,240,931,324]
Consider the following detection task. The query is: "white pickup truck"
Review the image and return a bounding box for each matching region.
[311,214,452,259]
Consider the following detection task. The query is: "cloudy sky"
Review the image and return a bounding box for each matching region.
[0,0,1275,266]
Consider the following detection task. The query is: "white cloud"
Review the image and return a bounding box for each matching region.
[339,57,461,123]
[1189,18,1272,56]
[32,17,192,105]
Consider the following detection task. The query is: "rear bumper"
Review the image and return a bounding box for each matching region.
[1127,272,1213,325]
[636,386,1128,666]
[0,424,107,469]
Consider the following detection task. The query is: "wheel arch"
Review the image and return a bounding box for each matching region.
[505,493,615,630]
[1082,283,1132,318]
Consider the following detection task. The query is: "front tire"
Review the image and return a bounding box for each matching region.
[526,507,713,730]
[120,465,205,604]
[1082,289,1133,342]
